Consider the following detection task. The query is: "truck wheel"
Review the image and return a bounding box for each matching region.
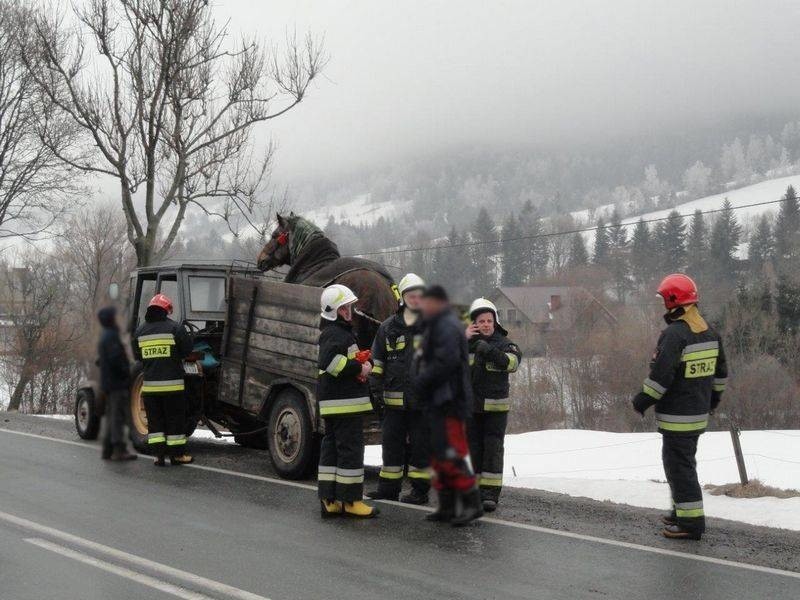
[74,389,100,440]
[267,388,315,479]
[128,370,150,454]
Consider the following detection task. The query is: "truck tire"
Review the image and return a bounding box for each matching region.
[127,369,151,454]
[74,389,100,440]
[267,388,316,479]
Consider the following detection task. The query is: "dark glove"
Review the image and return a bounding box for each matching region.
[710,391,722,414]
[631,392,653,417]
[474,340,491,357]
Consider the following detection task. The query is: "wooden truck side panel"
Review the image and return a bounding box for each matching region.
[219,276,320,420]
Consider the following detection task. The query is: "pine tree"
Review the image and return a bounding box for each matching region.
[776,275,800,333]
[749,214,773,274]
[686,209,708,278]
[593,217,610,266]
[568,233,589,268]
[431,226,470,299]
[470,207,497,296]
[607,208,630,301]
[501,213,525,286]
[708,199,742,281]
[775,185,800,264]
[630,218,654,287]
[654,210,687,273]
[518,200,548,282]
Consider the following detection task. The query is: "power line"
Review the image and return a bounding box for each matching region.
[355,196,787,258]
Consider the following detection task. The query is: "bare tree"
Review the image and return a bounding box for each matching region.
[28,0,325,265]
[0,0,81,240]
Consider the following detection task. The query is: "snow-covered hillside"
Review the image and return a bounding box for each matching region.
[579,175,800,258]
[299,193,411,227]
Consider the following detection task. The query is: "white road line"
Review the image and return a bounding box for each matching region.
[3,426,800,581]
[24,538,217,600]
[0,510,271,600]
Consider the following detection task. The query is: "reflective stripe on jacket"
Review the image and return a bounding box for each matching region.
[132,318,192,394]
[370,312,422,410]
[469,331,522,413]
[317,319,373,418]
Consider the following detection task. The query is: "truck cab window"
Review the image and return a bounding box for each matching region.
[188,277,226,312]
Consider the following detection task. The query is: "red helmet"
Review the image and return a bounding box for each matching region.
[148,293,174,315]
[657,274,698,310]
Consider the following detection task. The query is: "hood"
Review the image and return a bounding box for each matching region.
[97,306,118,329]
[664,304,708,334]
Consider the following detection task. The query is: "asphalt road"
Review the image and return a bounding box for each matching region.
[2,425,800,599]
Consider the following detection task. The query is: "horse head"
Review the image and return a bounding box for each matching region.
[257,213,293,272]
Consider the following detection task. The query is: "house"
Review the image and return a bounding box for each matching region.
[488,286,615,355]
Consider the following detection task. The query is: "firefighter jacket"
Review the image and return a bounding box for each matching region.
[370,311,421,410]
[413,309,473,419]
[317,318,373,418]
[636,318,728,435]
[132,317,192,394]
[469,331,522,413]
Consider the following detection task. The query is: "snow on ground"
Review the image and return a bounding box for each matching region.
[299,193,411,227]
[30,414,73,421]
[580,174,800,257]
[369,429,800,531]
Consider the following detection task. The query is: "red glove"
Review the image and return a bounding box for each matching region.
[355,349,372,382]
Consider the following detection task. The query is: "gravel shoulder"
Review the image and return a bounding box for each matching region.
[3,410,799,573]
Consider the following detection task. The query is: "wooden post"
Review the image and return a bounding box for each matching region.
[729,423,749,486]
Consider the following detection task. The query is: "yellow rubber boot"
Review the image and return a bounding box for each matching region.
[320,500,343,518]
[344,500,379,518]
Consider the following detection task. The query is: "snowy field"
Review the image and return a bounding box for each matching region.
[31,414,800,531]
[299,193,411,227]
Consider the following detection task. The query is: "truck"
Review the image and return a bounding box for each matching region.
[73,262,381,479]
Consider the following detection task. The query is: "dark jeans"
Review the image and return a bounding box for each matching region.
[102,389,128,456]
[662,434,705,534]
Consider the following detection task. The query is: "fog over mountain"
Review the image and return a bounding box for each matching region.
[220,0,800,184]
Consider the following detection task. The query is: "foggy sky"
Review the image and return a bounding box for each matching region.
[219,0,800,181]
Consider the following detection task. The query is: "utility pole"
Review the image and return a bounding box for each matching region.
[729,423,749,486]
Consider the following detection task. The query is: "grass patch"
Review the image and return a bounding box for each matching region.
[704,479,800,499]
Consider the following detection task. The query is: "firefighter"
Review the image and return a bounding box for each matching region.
[367,273,430,504]
[414,285,482,526]
[131,294,193,466]
[317,284,378,519]
[466,298,522,513]
[632,274,728,540]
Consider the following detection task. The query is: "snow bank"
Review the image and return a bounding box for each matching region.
[368,429,800,531]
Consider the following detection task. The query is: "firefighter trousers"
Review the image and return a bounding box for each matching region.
[142,391,187,457]
[318,416,365,503]
[429,410,476,492]
[662,434,705,534]
[468,411,508,502]
[376,409,431,496]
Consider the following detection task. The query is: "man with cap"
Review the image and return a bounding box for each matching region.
[367,273,431,504]
[466,297,522,512]
[632,274,728,540]
[414,285,482,526]
[317,284,378,518]
[131,294,193,466]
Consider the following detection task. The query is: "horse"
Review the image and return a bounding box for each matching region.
[257,213,398,348]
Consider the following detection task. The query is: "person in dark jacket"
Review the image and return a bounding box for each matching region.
[466,298,521,512]
[131,294,193,466]
[414,285,482,526]
[97,306,137,461]
[632,274,728,541]
[367,273,431,504]
[317,284,378,519]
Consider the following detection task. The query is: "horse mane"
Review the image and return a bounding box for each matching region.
[287,215,324,261]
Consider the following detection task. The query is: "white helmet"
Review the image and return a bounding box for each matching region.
[398,273,425,300]
[469,297,500,323]
[320,284,358,321]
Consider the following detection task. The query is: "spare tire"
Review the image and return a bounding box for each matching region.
[74,388,100,440]
[267,388,316,479]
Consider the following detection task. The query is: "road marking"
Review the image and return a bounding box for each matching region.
[3,426,800,581]
[25,538,218,600]
[0,509,271,600]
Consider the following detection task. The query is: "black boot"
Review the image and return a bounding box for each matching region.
[400,488,429,505]
[663,524,702,541]
[366,489,399,501]
[451,487,484,527]
[425,490,455,522]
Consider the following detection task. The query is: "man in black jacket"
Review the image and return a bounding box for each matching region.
[367,273,430,504]
[97,306,137,461]
[131,294,193,466]
[632,274,728,540]
[466,298,522,512]
[414,285,482,526]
